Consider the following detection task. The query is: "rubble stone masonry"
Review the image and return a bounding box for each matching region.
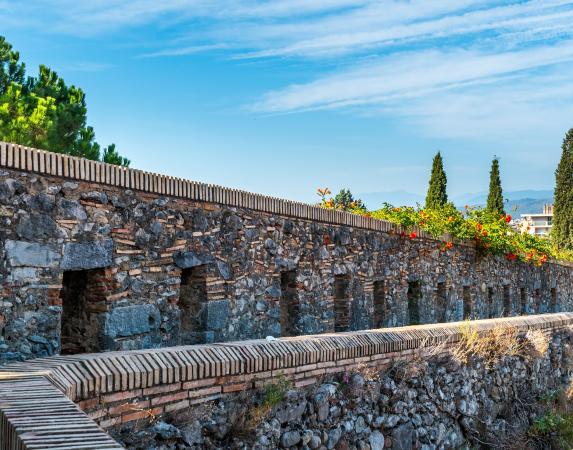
[0,142,571,363]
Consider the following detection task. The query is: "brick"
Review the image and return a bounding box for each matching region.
[164,399,190,413]
[151,390,188,406]
[121,407,163,424]
[188,386,222,399]
[317,361,336,369]
[295,377,317,388]
[182,378,216,390]
[87,408,108,420]
[222,383,247,393]
[143,382,182,396]
[189,394,222,405]
[78,397,100,410]
[295,363,317,373]
[101,389,142,404]
[99,417,121,429]
[109,400,150,416]
[336,358,355,367]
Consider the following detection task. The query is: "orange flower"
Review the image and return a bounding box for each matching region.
[506,253,517,261]
[526,252,533,261]
[447,216,454,223]
[445,241,453,249]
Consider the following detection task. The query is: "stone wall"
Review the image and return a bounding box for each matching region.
[114,328,573,450]
[0,142,572,363]
[1,314,572,450]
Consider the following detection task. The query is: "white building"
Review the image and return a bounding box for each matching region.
[518,204,553,237]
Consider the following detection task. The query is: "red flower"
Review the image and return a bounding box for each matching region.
[409,232,417,240]
[445,241,453,250]
[476,223,482,231]
[400,231,406,238]
[506,253,517,261]
[505,215,512,223]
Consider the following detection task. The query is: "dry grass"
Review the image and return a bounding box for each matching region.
[525,330,550,359]
[353,362,380,382]
[451,321,525,368]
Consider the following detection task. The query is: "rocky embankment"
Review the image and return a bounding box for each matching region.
[112,329,573,450]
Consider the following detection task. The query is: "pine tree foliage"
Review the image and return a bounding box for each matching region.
[0,36,129,166]
[486,157,505,215]
[553,128,573,250]
[425,151,448,209]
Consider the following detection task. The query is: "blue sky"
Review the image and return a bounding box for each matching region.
[2,0,573,205]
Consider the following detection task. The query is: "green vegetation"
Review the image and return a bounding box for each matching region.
[317,188,366,212]
[246,375,291,429]
[552,128,573,251]
[317,143,573,265]
[0,36,129,166]
[529,392,573,449]
[486,157,505,215]
[425,151,448,209]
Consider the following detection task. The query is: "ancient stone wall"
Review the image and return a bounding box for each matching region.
[0,142,572,363]
[1,314,571,450]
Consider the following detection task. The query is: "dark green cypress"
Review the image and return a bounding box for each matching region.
[553,128,573,250]
[425,151,448,209]
[486,157,505,215]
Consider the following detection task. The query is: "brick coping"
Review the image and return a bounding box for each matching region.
[1,313,572,449]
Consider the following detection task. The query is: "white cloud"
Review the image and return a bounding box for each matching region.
[5,0,573,145]
[252,41,573,112]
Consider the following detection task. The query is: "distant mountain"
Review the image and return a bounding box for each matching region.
[452,190,553,214]
[357,189,553,214]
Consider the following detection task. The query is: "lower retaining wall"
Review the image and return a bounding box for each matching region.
[1,313,573,449]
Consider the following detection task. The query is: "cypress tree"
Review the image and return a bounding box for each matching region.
[425,151,448,209]
[486,157,505,215]
[553,128,573,250]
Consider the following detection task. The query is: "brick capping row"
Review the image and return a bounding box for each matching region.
[1,313,573,449]
[0,141,462,247]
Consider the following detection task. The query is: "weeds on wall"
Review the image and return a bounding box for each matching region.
[451,322,525,369]
[246,374,291,429]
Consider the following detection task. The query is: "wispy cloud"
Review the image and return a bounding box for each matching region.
[138,43,229,58]
[5,0,573,143]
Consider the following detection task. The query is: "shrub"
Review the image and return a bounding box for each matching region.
[317,187,562,265]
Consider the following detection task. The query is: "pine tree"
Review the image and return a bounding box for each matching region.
[0,36,129,166]
[553,128,573,250]
[425,151,448,209]
[486,157,505,215]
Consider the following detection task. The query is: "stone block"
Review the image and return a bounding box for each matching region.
[206,300,229,330]
[61,239,113,270]
[5,240,61,267]
[103,304,161,339]
[174,251,214,268]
